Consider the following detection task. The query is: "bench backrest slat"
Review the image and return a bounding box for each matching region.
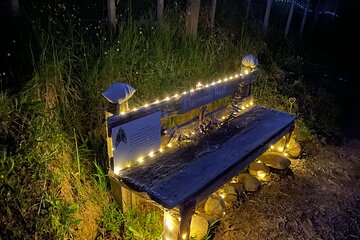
[108,73,256,130]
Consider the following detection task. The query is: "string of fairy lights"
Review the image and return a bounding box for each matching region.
[113,70,254,175]
[275,0,339,17]
[113,69,291,178]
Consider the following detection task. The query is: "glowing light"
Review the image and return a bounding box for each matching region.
[112,148,114,151]
[149,151,155,158]
[235,74,239,78]
[246,104,249,108]
[154,99,160,104]
[286,144,290,148]
[114,167,120,175]
[133,108,138,111]
[211,82,216,85]
[241,106,246,110]
[223,212,226,215]
[127,163,131,168]
[182,234,187,239]
[120,112,126,115]
[257,160,261,163]
[257,171,267,179]
[270,145,274,149]
[278,147,284,152]
[165,96,170,101]
[284,153,289,157]
[182,91,188,95]
[218,79,223,83]
[244,70,249,75]
[229,76,234,79]
[220,194,225,199]
[165,213,174,231]
[137,157,144,163]
[144,103,149,107]
[250,101,254,106]
[173,93,179,98]
[196,82,204,89]
[190,89,195,93]
[159,148,164,153]
[222,116,226,120]
[167,143,172,148]
[240,73,244,77]
[205,84,209,88]
[224,78,228,82]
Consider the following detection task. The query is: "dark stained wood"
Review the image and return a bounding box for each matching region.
[107,73,256,130]
[178,200,195,240]
[118,106,296,208]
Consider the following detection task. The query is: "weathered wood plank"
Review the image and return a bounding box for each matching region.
[119,106,296,208]
[107,73,256,129]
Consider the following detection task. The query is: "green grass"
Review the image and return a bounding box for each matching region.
[0,2,339,239]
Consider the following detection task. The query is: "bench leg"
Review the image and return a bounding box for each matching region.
[178,201,195,240]
[163,210,180,240]
[121,186,132,214]
[283,127,294,154]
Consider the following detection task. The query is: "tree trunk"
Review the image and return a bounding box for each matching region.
[284,0,295,38]
[157,0,164,22]
[299,0,311,38]
[10,0,20,16]
[246,0,252,21]
[107,0,117,30]
[210,0,217,29]
[263,0,272,33]
[312,0,321,31]
[186,0,201,39]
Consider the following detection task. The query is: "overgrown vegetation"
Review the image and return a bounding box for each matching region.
[0,1,340,239]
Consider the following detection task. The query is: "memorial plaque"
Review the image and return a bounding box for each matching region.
[111,111,161,171]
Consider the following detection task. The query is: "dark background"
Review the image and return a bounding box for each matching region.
[1,0,359,138]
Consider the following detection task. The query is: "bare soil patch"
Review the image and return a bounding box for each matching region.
[214,139,360,240]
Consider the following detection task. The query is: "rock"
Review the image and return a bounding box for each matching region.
[248,161,270,177]
[237,173,261,192]
[272,137,286,153]
[220,185,237,207]
[229,182,244,194]
[190,214,209,240]
[259,152,291,170]
[286,138,302,158]
[204,195,225,217]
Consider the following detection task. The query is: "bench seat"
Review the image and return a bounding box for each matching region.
[117,106,296,209]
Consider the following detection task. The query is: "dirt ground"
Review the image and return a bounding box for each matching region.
[213,139,360,240]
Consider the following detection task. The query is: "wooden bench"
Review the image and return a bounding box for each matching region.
[103,67,296,240]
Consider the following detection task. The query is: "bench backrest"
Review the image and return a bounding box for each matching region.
[105,72,257,173]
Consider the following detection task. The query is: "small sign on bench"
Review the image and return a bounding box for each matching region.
[111,111,161,172]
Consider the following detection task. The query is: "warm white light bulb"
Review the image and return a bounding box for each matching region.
[235,74,239,78]
[270,145,274,149]
[165,97,170,101]
[182,234,187,239]
[120,112,126,115]
[159,148,164,153]
[167,143,172,148]
[278,147,284,152]
[138,157,144,163]
[149,151,155,157]
[244,70,249,75]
